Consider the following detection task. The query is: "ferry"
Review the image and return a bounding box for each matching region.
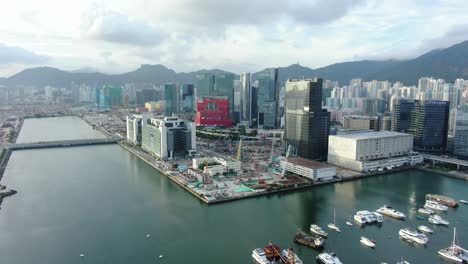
[316,253,343,264]
[376,205,406,219]
[418,208,434,215]
[294,230,324,249]
[426,194,458,208]
[399,228,429,245]
[310,224,328,237]
[428,215,450,226]
[360,236,376,248]
[425,200,448,211]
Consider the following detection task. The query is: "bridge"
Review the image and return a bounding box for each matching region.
[422,153,468,170]
[1,137,122,151]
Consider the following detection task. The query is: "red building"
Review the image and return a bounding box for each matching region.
[196,97,232,127]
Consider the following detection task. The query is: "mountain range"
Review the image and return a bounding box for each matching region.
[1,40,468,88]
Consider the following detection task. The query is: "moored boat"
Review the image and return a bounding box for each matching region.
[294,230,324,249]
[438,228,467,263]
[310,224,328,237]
[376,205,406,219]
[328,208,341,232]
[418,208,434,215]
[418,225,433,233]
[426,194,458,208]
[360,236,376,248]
[425,200,448,211]
[428,215,450,226]
[399,228,429,245]
[281,248,303,264]
[316,252,343,264]
[460,199,468,205]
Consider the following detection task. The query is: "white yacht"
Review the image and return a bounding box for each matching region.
[354,213,367,225]
[460,199,468,205]
[399,228,429,245]
[373,212,384,223]
[345,221,353,226]
[310,224,328,237]
[328,209,341,232]
[428,215,450,226]
[418,208,434,215]
[252,248,271,264]
[281,249,303,264]
[418,225,433,233]
[425,200,448,211]
[376,205,406,219]
[360,236,376,248]
[438,228,468,263]
[316,253,343,264]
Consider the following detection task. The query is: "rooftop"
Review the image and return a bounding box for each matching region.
[330,131,411,140]
[285,157,334,169]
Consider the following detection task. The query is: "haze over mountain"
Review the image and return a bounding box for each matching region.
[1,40,468,88]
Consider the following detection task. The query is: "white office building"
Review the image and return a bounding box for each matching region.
[280,157,336,181]
[126,113,152,145]
[328,131,423,172]
[141,117,196,159]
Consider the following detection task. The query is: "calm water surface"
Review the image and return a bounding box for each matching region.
[0,117,467,264]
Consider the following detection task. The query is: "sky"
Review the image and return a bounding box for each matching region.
[1,0,468,77]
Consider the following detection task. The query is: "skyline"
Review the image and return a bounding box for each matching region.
[1,0,468,77]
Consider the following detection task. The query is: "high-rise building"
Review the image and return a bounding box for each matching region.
[195,97,232,127]
[141,117,196,159]
[256,68,279,128]
[454,105,468,157]
[196,73,235,120]
[181,84,195,112]
[126,113,152,145]
[136,89,158,107]
[99,86,122,110]
[239,73,251,126]
[391,99,415,133]
[342,115,379,131]
[410,100,449,153]
[285,78,330,161]
[164,84,180,116]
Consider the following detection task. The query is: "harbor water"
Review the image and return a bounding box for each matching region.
[0,117,467,263]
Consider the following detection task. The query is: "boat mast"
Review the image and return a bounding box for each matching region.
[452,227,456,256]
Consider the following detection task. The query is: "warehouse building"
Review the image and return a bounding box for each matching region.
[280,157,336,181]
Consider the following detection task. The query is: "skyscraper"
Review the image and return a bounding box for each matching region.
[136,89,158,107]
[99,86,122,110]
[181,84,195,112]
[391,99,415,133]
[256,68,279,128]
[239,73,251,126]
[410,100,449,153]
[285,79,330,161]
[454,105,468,157]
[164,84,180,116]
[196,73,235,120]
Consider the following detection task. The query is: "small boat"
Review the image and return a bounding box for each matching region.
[360,236,376,248]
[418,208,434,215]
[316,252,343,264]
[281,248,303,264]
[428,215,450,226]
[158,255,164,259]
[425,200,448,211]
[399,228,429,245]
[328,209,341,232]
[146,234,151,238]
[310,224,328,237]
[418,225,433,233]
[460,199,468,205]
[346,221,353,226]
[79,254,85,257]
[376,205,406,219]
[438,228,468,263]
[426,194,458,208]
[252,244,281,264]
[397,257,411,264]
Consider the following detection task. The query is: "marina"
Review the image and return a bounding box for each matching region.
[0,117,467,263]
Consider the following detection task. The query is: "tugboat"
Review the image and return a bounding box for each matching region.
[316,253,343,264]
[294,230,324,249]
[426,194,458,208]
